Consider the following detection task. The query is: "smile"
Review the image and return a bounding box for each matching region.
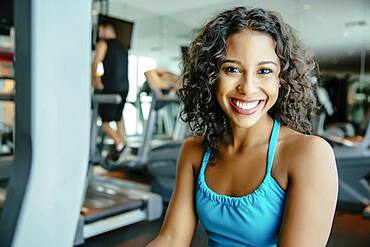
[229,97,265,115]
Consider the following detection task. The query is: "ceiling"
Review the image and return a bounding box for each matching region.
[1,0,369,73]
[106,0,370,73]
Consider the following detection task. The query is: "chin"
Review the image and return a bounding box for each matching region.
[228,113,264,129]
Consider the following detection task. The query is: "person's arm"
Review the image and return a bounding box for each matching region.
[144,69,167,98]
[144,68,180,97]
[91,41,107,90]
[144,70,162,99]
[146,137,201,247]
[278,136,338,247]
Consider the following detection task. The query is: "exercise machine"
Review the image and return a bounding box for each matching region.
[99,87,186,202]
[74,93,163,245]
[315,86,370,212]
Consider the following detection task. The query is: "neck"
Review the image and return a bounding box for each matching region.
[225,115,274,152]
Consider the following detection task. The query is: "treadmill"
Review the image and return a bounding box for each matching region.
[333,121,370,208]
[100,89,186,202]
[315,86,370,208]
[74,94,163,245]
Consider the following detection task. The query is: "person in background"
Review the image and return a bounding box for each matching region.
[91,21,129,161]
[144,68,181,98]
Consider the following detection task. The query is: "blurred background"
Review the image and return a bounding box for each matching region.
[0,0,369,246]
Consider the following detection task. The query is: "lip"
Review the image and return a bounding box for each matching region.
[229,97,265,115]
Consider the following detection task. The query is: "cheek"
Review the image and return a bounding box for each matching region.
[216,76,236,95]
[266,82,280,104]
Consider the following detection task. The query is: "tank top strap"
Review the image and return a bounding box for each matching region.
[267,119,280,175]
[199,147,212,178]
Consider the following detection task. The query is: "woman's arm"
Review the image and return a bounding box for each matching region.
[278,136,338,247]
[146,137,202,247]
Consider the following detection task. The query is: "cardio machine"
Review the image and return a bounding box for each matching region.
[315,86,370,213]
[100,86,187,202]
[74,93,163,245]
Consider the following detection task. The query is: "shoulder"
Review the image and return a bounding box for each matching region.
[95,40,107,50]
[154,68,168,74]
[283,133,335,164]
[181,136,207,172]
[183,135,204,148]
[279,128,337,180]
[276,132,338,246]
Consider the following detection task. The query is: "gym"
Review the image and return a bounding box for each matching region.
[0,0,369,246]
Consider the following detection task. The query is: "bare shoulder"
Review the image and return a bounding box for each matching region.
[277,128,338,246]
[181,136,206,172]
[96,40,107,48]
[282,131,334,158]
[93,40,108,61]
[279,127,337,178]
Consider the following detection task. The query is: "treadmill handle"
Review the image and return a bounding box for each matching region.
[92,94,122,104]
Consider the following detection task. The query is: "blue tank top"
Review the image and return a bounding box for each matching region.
[196,119,286,247]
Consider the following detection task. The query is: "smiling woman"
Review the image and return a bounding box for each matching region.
[180,7,318,150]
[216,29,282,129]
[147,6,338,247]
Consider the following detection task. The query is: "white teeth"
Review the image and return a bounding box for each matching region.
[234,100,260,110]
[246,101,259,109]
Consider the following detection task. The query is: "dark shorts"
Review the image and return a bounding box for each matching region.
[98,91,128,122]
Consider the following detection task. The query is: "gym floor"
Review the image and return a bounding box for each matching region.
[82,171,370,247]
[82,209,370,247]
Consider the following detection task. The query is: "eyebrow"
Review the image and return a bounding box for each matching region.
[222,59,278,67]
[222,59,241,65]
[258,61,278,67]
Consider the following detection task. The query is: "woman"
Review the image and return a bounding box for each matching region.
[147,7,338,247]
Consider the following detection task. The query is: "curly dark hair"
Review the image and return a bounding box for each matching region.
[179,6,318,150]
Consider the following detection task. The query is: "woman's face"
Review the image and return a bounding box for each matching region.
[216,29,281,129]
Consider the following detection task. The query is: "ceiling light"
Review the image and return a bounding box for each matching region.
[303,4,311,10]
[345,20,367,27]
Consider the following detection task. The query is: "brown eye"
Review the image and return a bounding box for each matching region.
[258,68,272,75]
[224,66,241,73]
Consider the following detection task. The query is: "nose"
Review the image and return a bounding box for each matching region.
[236,73,258,95]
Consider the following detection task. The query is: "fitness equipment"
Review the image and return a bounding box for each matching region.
[1,2,92,245]
[74,93,163,245]
[128,80,181,140]
[315,86,356,138]
[0,89,15,214]
[315,85,370,210]
[333,122,370,213]
[100,87,186,202]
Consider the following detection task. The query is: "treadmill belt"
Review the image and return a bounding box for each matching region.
[82,186,145,224]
